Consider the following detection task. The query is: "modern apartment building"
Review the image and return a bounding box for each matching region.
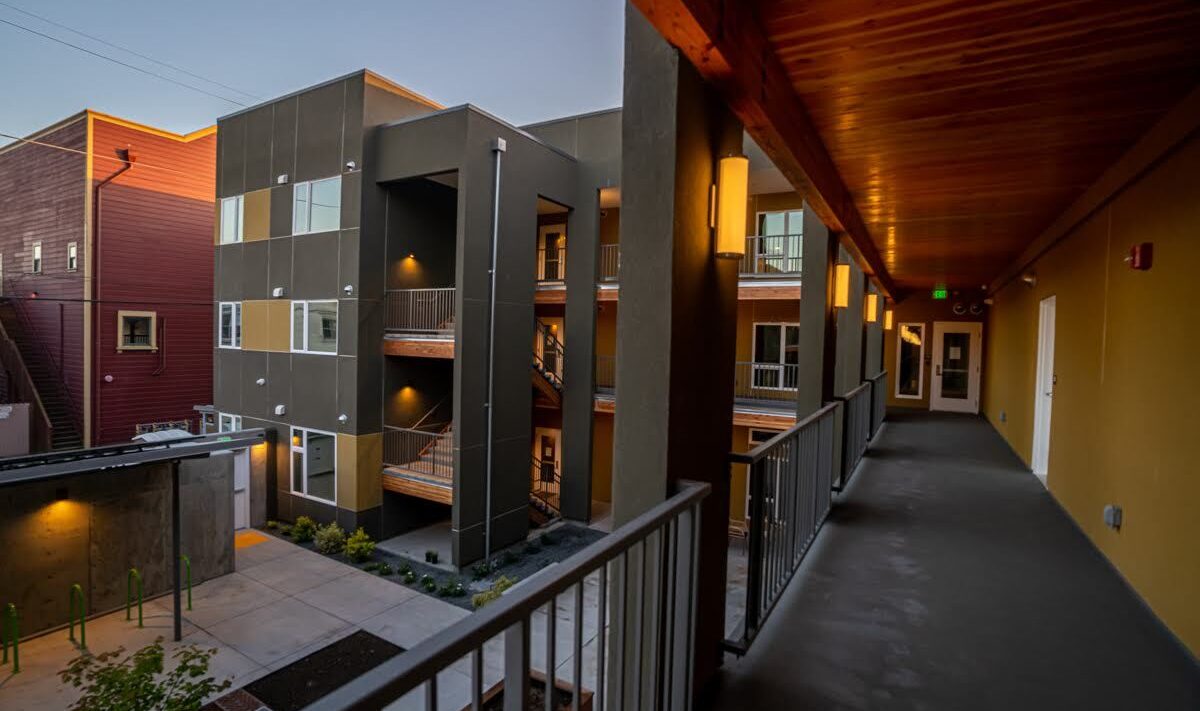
[0,111,215,450]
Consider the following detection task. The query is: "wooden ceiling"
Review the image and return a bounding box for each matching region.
[633,0,1200,295]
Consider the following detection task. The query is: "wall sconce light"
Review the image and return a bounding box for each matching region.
[865,293,879,323]
[272,286,286,298]
[407,252,416,260]
[345,160,357,171]
[55,487,69,501]
[343,284,353,296]
[714,155,748,259]
[1021,272,1037,288]
[884,308,894,330]
[833,263,851,308]
[338,414,349,424]
[255,377,266,386]
[276,173,289,185]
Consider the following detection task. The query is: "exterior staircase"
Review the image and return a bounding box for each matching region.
[532,319,564,406]
[529,456,562,526]
[0,299,82,450]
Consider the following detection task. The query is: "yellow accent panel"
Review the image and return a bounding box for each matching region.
[213,202,221,245]
[266,300,292,352]
[240,301,270,351]
[982,134,1200,657]
[243,189,271,241]
[336,433,383,513]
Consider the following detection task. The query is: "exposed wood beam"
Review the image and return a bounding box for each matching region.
[630,0,899,299]
[990,83,1200,293]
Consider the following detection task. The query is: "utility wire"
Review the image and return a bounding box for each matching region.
[0,17,247,107]
[0,1,260,101]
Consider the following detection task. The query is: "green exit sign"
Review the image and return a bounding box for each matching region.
[932,287,949,300]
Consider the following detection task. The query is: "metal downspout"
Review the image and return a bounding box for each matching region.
[483,137,506,563]
[91,148,134,445]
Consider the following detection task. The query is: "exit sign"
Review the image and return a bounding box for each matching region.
[932,287,949,300]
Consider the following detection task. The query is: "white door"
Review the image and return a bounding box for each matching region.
[233,449,250,530]
[1031,296,1057,480]
[930,322,983,413]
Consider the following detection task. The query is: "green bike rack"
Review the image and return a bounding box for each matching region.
[126,568,143,628]
[181,554,192,611]
[68,584,86,650]
[2,603,18,673]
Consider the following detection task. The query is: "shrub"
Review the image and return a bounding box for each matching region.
[292,516,318,543]
[265,520,278,530]
[402,570,417,584]
[314,522,347,554]
[376,563,394,576]
[498,550,518,567]
[523,542,541,555]
[420,574,437,592]
[345,528,376,563]
[471,576,516,609]
[362,562,380,573]
[279,524,293,538]
[398,562,413,576]
[471,562,492,580]
[59,637,230,711]
[424,550,440,565]
[438,579,465,597]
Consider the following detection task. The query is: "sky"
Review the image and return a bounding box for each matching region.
[0,0,625,143]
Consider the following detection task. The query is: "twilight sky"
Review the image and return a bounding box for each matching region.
[0,0,625,143]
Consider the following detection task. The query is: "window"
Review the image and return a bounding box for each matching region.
[756,210,803,236]
[895,323,925,399]
[66,242,78,271]
[219,302,242,348]
[117,310,157,350]
[751,210,803,274]
[291,300,337,354]
[752,323,800,389]
[292,176,341,234]
[220,195,244,244]
[291,427,336,504]
[31,242,42,274]
[218,413,242,433]
[135,420,191,435]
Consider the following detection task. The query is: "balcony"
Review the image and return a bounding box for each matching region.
[536,246,566,284]
[739,235,801,277]
[384,288,455,358]
[599,243,620,282]
[382,424,453,505]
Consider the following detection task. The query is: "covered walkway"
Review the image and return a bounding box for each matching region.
[710,411,1200,710]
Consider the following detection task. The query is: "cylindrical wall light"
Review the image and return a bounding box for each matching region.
[884,308,894,330]
[833,263,851,308]
[715,155,749,258]
[865,293,879,323]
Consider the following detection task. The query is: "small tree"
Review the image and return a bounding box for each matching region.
[344,527,376,563]
[60,638,230,711]
[314,522,347,554]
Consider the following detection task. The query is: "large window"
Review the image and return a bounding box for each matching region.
[220,196,244,244]
[896,323,925,399]
[291,300,337,354]
[752,322,800,389]
[219,302,242,348]
[756,209,803,236]
[291,427,336,504]
[117,311,156,350]
[292,176,341,235]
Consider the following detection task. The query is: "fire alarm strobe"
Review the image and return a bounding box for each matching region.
[1127,242,1153,270]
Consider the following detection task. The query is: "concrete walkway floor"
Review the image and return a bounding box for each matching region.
[710,411,1200,711]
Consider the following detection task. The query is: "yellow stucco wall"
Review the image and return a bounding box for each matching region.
[982,133,1200,657]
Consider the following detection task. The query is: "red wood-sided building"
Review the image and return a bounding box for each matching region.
[0,110,214,449]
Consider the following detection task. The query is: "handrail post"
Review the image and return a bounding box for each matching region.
[68,584,86,650]
[2,603,17,672]
[744,459,765,640]
[181,555,192,611]
[126,568,143,628]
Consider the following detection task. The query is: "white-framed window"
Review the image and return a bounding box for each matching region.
[290,426,336,504]
[220,195,244,244]
[31,242,42,274]
[895,323,925,399]
[291,300,337,354]
[292,176,341,235]
[117,310,157,350]
[218,413,242,433]
[751,322,799,390]
[67,242,78,271]
[219,302,242,349]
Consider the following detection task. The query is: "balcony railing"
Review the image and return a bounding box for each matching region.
[599,243,620,282]
[533,320,564,389]
[733,361,798,402]
[315,480,710,711]
[868,370,888,439]
[727,402,836,653]
[835,381,872,491]
[382,425,453,482]
[385,288,455,337]
[595,354,616,392]
[740,235,802,277]
[537,246,567,283]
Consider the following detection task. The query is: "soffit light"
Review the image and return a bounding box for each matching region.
[865,293,879,323]
[714,155,748,259]
[833,263,851,308]
[884,309,894,330]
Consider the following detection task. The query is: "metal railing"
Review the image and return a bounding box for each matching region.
[533,320,565,390]
[383,426,453,482]
[595,354,616,392]
[9,298,82,435]
[733,361,799,402]
[0,325,52,451]
[531,456,560,504]
[727,403,836,653]
[313,480,708,711]
[835,382,872,491]
[537,246,567,282]
[740,235,802,276]
[868,370,888,439]
[599,244,620,282]
[385,288,455,337]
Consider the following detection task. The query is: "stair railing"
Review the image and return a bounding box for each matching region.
[68,584,86,650]
[7,299,82,436]
[126,568,143,628]
[533,319,565,390]
[0,322,52,451]
[1,603,18,673]
[531,456,561,510]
